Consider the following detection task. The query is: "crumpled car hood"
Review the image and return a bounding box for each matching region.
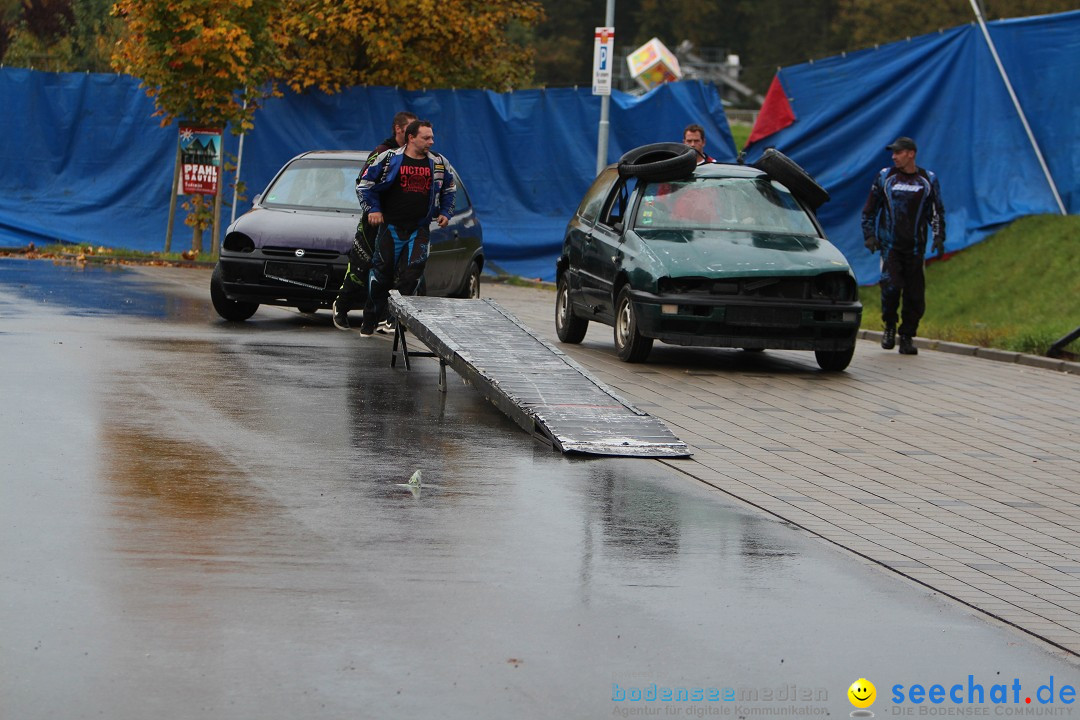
[633,228,852,277]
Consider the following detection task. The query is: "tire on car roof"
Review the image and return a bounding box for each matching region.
[752,148,830,210]
[617,142,698,182]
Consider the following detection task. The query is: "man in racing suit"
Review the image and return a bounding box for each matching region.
[354,119,456,337]
[333,111,416,331]
[861,136,946,356]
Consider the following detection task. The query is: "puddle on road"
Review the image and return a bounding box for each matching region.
[98,421,283,573]
[0,257,207,322]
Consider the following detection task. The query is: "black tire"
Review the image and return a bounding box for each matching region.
[296,303,319,314]
[210,265,258,321]
[617,142,698,182]
[454,260,481,299]
[752,148,830,210]
[614,286,653,363]
[815,345,855,372]
[555,273,588,344]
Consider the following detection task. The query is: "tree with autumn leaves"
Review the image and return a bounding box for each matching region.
[111,0,544,128]
[276,0,544,94]
[108,0,543,252]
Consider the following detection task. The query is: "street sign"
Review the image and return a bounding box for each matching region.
[592,26,615,96]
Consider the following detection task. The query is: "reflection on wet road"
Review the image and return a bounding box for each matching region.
[1,258,1076,720]
[0,257,206,320]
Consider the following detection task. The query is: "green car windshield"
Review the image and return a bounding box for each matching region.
[636,177,819,235]
[262,159,363,212]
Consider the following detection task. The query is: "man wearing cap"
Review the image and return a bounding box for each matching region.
[861,136,946,356]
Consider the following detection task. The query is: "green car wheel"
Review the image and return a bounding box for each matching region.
[555,274,588,343]
[815,345,855,372]
[614,286,653,363]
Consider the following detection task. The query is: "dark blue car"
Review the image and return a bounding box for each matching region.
[211,150,484,321]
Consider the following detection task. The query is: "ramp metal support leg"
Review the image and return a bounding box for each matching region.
[392,323,411,370]
[391,321,446,392]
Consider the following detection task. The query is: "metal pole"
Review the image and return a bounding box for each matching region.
[165,137,181,253]
[596,99,610,178]
[230,100,247,225]
[230,130,245,225]
[595,0,615,177]
[969,0,1066,215]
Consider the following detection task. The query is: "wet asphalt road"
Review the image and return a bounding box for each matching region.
[1,258,1077,719]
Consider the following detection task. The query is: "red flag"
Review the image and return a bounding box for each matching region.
[747,75,797,146]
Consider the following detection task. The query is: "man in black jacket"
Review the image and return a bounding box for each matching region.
[861,136,946,356]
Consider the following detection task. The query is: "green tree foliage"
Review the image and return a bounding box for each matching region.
[6,0,1078,99]
[733,0,845,97]
[0,0,22,61]
[832,0,1080,50]
[632,0,734,51]
[2,0,120,71]
[531,0,595,86]
[529,0,1080,94]
[530,0,647,86]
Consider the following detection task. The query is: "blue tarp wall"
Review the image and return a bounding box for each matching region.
[0,73,733,280]
[745,10,1080,284]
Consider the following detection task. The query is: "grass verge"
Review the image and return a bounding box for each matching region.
[729,122,751,153]
[1,242,216,266]
[858,215,1080,356]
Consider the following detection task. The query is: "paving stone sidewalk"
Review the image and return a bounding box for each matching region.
[481,282,1080,656]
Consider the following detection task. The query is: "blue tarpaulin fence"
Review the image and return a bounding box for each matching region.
[3,12,1076,285]
[745,10,1080,284]
[0,72,733,281]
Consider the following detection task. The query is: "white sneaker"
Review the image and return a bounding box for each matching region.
[332,300,350,331]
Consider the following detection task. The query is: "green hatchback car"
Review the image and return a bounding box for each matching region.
[555,153,862,371]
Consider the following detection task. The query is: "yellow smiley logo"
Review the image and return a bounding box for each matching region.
[848,678,876,709]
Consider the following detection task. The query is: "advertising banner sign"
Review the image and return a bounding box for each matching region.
[179,124,222,195]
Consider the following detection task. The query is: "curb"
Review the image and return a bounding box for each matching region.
[858,329,1080,375]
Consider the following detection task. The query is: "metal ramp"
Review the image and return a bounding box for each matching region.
[388,292,691,458]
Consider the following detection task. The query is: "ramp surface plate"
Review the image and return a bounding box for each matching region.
[390,293,690,458]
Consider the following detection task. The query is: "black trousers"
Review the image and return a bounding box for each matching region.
[880,249,926,337]
[334,219,376,313]
[362,223,430,328]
